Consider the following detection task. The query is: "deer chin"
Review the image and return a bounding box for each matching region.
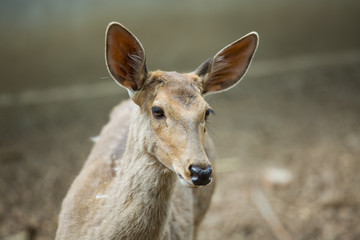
[177,173,197,188]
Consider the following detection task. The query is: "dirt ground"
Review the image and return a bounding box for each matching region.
[1,1,360,240]
[198,64,360,240]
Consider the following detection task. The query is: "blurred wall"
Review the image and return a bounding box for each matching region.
[1,0,359,92]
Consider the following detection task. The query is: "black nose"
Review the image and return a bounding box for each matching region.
[189,165,213,186]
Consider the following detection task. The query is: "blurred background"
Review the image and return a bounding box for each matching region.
[1,0,360,239]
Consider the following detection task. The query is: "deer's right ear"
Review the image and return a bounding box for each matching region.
[106,22,147,93]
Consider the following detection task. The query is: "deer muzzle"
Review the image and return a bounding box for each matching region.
[189,164,213,186]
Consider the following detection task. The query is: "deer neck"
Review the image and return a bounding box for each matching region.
[104,106,177,239]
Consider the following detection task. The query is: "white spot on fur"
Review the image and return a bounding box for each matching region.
[96,194,109,199]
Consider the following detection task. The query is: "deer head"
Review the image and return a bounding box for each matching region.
[105,22,258,187]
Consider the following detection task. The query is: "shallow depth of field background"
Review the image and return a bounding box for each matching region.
[1,0,360,239]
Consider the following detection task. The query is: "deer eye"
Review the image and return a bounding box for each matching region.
[205,109,214,121]
[152,106,165,119]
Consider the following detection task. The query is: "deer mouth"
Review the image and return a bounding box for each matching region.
[177,173,199,188]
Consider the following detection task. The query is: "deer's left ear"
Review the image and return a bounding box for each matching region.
[195,32,259,95]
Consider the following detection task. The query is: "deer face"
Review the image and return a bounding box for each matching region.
[105,22,258,187]
[134,71,213,186]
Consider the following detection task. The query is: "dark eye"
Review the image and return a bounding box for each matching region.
[152,106,165,119]
[205,109,214,121]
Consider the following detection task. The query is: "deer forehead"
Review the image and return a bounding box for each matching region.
[149,71,209,119]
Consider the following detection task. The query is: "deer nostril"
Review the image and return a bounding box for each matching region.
[189,165,213,186]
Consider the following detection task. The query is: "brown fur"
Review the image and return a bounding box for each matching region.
[56,22,258,240]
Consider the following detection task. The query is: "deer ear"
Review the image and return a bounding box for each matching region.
[195,32,258,95]
[106,22,147,92]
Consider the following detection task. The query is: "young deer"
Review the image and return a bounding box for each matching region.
[56,22,258,240]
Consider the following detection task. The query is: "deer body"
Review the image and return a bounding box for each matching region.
[56,23,258,240]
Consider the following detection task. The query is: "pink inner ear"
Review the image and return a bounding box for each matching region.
[203,33,258,94]
[106,23,146,91]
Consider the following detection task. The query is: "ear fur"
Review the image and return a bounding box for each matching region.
[105,22,147,92]
[195,32,259,95]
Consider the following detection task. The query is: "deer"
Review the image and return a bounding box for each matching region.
[55,22,258,240]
